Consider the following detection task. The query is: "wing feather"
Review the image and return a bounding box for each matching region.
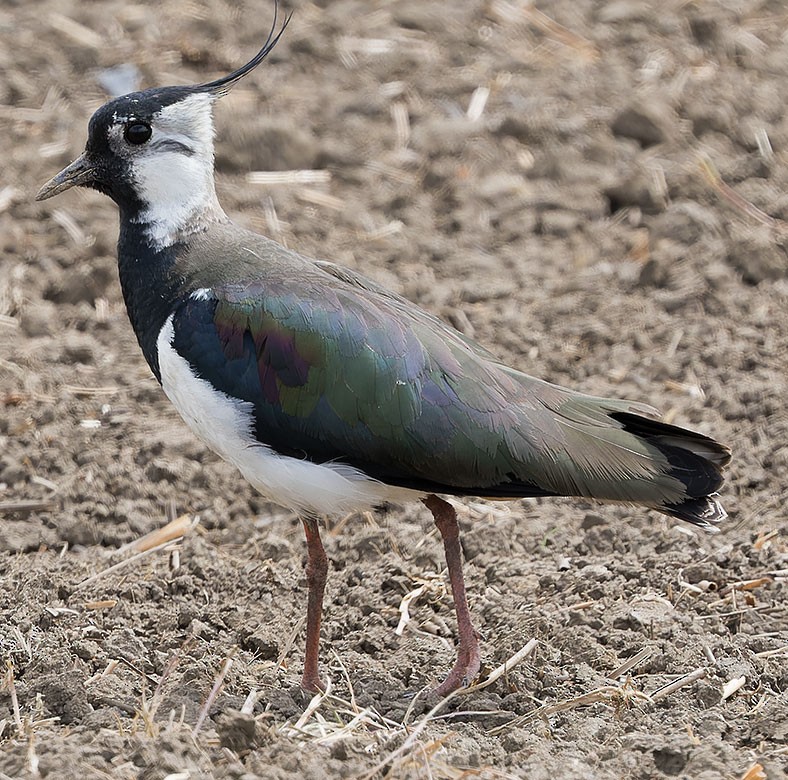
[168,253,722,508]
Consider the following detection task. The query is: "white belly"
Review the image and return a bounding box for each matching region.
[156,316,422,516]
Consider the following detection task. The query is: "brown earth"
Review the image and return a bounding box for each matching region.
[1,0,787,778]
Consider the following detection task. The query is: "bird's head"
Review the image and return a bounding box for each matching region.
[37,9,289,247]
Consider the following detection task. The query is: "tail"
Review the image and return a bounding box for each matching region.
[609,411,730,531]
[456,390,732,533]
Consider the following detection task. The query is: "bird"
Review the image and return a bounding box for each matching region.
[36,13,730,697]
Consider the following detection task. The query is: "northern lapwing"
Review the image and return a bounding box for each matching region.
[37,13,730,696]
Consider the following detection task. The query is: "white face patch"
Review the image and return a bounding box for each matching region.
[156,317,423,517]
[120,93,226,248]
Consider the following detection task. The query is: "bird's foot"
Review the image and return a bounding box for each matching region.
[432,644,481,698]
[300,671,327,694]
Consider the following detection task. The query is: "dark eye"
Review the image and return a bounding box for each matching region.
[124,122,152,145]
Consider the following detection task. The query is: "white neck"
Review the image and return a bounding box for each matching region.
[134,166,226,248]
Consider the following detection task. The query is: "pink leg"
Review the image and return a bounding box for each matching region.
[300,517,328,692]
[423,495,481,695]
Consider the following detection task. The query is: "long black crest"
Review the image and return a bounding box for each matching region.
[195,2,292,96]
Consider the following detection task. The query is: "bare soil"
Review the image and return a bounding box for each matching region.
[1,1,787,778]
